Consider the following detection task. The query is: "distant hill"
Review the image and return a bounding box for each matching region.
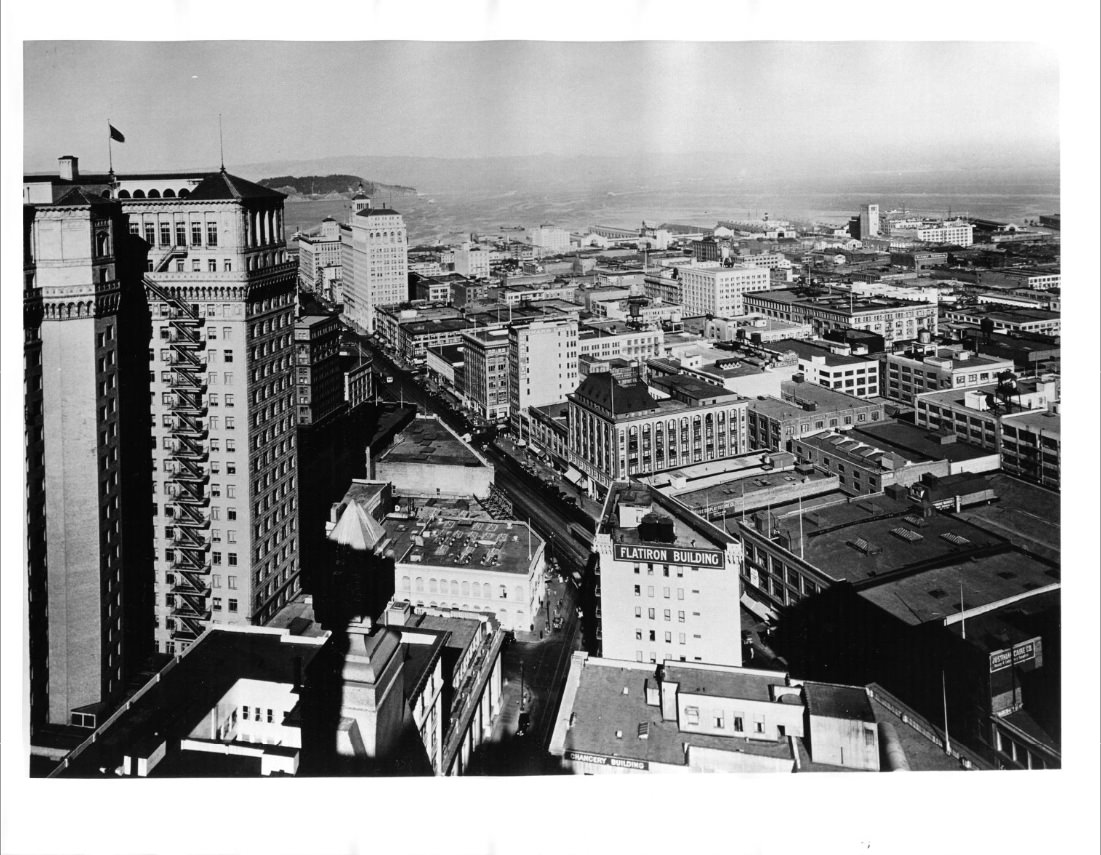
[258,174,416,198]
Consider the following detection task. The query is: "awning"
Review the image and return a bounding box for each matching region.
[564,466,585,486]
[741,593,778,624]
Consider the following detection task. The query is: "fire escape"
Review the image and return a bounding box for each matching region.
[164,297,212,642]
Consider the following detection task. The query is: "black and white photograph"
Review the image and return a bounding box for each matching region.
[3,3,1098,854]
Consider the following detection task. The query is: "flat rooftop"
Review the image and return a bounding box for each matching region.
[749,288,931,314]
[852,422,998,465]
[664,663,789,704]
[771,338,871,367]
[750,389,880,420]
[53,628,328,777]
[375,417,486,469]
[603,482,734,552]
[859,551,1059,626]
[798,430,927,469]
[1001,409,1061,436]
[674,466,837,510]
[557,660,797,769]
[952,473,1060,563]
[386,515,541,575]
[762,493,1043,589]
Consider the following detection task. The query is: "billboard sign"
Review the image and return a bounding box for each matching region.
[613,543,725,569]
[563,750,649,771]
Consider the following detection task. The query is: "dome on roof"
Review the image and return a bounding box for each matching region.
[353,183,369,200]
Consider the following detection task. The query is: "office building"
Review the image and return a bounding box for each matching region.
[461,328,511,423]
[339,201,408,333]
[370,415,495,500]
[24,157,303,692]
[768,338,880,398]
[297,217,342,294]
[746,380,886,452]
[678,265,772,318]
[743,289,938,347]
[528,224,572,257]
[509,318,579,437]
[294,314,346,427]
[567,370,749,489]
[23,185,154,730]
[593,482,743,666]
[883,335,1016,406]
[941,305,1061,337]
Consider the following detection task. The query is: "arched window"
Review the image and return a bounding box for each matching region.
[148,189,161,199]
[133,190,146,199]
[163,188,176,198]
[471,582,481,599]
[461,581,470,597]
[117,190,131,199]
[451,581,460,597]
[179,189,190,198]
[100,190,110,198]
[95,231,109,257]
[429,579,438,594]
[401,576,411,591]
[415,577,424,593]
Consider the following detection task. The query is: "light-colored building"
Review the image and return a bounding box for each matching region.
[593,482,743,667]
[528,224,572,257]
[940,305,1061,336]
[578,321,664,364]
[549,654,885,773]
[297,217,342,293]
[743,288,938,347]
[509,318,579,437]
[859,203,880,239]
[883,336,1016,405]
[914,379,1061,488]
[443,242,490,279]
[567,370,749,489]
[390,515,546,634]
[339,203,408,333]
[461,328,512,423]
[22,158,304,711]
[678,265,772,318]
[768,338,880,398]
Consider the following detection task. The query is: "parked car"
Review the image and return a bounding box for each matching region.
[516,712,531,737]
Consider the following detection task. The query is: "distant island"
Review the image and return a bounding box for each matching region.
[258,174,416,199]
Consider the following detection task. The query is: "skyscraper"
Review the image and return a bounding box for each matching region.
[23,182,155,729]
[859,203,880,239]
[339,198,408,333]
[24,158,303,726]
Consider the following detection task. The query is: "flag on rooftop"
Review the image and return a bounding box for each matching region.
[109,124,125,143]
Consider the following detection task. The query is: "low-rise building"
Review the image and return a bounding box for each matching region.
[371,415,495,499]
[851,421,1001,476]
[767,338,881,398]
[389,512,546,634]
[882,334,1016,405]
[549,655,896,773]
[746,379,886,452]
[941,305,1060,336]
[790,431,950,496]
[743,288,938,347]
[297,217,342,293]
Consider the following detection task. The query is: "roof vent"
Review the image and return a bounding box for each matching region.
[615,730,623,739]
[622,686,629,695]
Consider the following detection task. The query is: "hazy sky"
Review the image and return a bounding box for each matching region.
[23,40,1058,173]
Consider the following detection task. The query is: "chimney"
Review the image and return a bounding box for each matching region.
[58,155,79,182]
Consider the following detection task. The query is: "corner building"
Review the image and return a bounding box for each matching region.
[134,170,301,652]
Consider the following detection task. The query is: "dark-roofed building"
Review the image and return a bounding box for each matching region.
[567,368,749,489]
[371,415,494,499]
[790,430,950,496]
[852,421,1002,475]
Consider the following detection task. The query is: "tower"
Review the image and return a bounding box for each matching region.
[859,203,880,239]
[24,189,154,728]
[340,202,408,334]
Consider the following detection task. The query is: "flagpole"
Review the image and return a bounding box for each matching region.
[107,119,114,173]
